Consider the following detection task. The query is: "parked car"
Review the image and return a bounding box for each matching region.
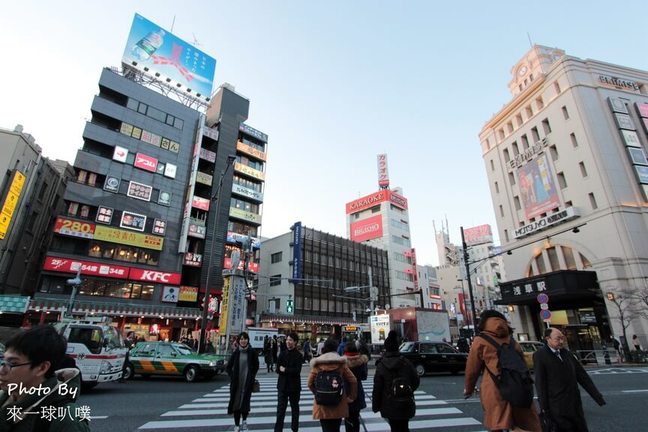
[124,341,226,382]
[399,341,468,376]
[518,341,545,369]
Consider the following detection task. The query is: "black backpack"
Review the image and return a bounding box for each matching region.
[478,334,534,408]
[314,369,344,406]
[391,375,414,402]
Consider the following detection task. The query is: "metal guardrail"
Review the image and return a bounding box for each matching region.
[575,349,621,365]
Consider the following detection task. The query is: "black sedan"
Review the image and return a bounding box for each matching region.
[399,341,468,376]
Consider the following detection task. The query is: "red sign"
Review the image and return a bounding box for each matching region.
[134,153,158,172]
[224,257,260,273]
[192,196,210,211]
[43,256,129,279]
[129,268,181,284]
[346,191,387,214]
[377,154,389,188]
[388,191,408,210]
[464,224,493,246]
[53,217,96,239]
[350,214,383,242]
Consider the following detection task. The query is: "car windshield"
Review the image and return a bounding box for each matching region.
[400,342,416,353]
[176,345,194,355]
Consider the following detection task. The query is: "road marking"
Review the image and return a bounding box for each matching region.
[90,416,109,420]
[621,389,648,393]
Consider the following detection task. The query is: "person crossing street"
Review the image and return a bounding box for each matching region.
[274,332,303,432]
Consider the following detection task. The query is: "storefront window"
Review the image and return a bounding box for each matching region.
[131,284,142,299]
[89,244,102,258]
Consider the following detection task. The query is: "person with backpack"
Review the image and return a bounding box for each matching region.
[534,328,606,432]
[274,332,303,432]
[464,310,541,432]
[307,338,358,432]
[372,330,419,432]
[342,341,368,432]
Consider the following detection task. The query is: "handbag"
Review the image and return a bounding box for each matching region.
[540,410,558,432]
[252,379,260,393]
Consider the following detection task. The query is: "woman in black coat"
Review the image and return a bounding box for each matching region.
[227,332,259,431]
[343,342,368,432]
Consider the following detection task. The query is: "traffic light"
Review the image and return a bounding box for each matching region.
[286,298,294,313]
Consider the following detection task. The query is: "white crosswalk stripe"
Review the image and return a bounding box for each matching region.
[138,376,484,431]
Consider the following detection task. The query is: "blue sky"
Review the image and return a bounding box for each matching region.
[2,1,647,266]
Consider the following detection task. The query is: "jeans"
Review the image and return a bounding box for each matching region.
[275,390,301,431]
[320,418,342,432]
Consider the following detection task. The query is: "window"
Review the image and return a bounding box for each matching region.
[508,172,516,186]
[512,142,519,156]
[554,81,561,94]
[531,127,540,142]
[77,170,88,184]
[490,159,495,171]
[536,97,544,110]
[38,182,48,201]
[514,196,521,211]
[87,173,97,187]
[562,106,570,120]
[579,161,588,177]
[525,105,533,118]
[80,205,90,219]
[271,252,282,263]
[270,274,281,286]
[494,181,499,194]
[499,205,504,217]
[549,145,559,161]
[589,192,598,209]
[521,134,529,149]
[504,229,509,242]
[570,133,579,148]
[557,172,567,189]
[542,118,552,135]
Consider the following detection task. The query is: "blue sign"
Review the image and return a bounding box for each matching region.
[292,222,302,280]
[540,309,552,321]
[537,293,549,304]
[122,14,216,99]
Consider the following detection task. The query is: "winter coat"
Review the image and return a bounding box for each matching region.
[534,345,605,432]
[276,347,303,393]
[307,352,357,420]
[344,353,368,413]
[464,317,541,431]
[0,368,90,432]
[372,352,419,420]
[226,346,259,414]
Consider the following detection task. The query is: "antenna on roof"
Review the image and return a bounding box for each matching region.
[527,32,534,48]
[192,33,202,47]
[170,15,176,32]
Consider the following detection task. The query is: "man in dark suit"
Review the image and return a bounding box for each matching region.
[274,332,303,432]
[533,328,606,432]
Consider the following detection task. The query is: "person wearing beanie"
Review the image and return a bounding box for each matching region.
[342,342,368,432]
[372,331,419,431]
[464,310,541,432]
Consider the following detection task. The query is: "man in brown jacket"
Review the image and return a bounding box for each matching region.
[464,310,541,432]
[307,338,358,432]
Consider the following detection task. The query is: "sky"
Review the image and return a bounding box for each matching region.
[2,1,648,267]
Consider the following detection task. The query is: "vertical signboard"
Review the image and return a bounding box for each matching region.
[218,277,230,336]
[292,222,302,280]
[377,154,389,188]
[228,275,246,336]
[178,115,204,253]
[0,171,26,240]
[518,154,561,220]
[370,314,390,345]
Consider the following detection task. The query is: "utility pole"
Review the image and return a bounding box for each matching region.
[461,226,479,336]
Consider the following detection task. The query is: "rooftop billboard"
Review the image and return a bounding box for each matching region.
[122,14,216,100]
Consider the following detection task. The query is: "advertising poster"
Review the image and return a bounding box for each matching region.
[463,224,493,246]
[218,278,230,336]
[122,14,216,98]
[350,214,383,242]
[120,211,147,232]
[370,314,390,345]
[517,154,561,220]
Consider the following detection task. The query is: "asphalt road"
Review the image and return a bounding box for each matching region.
[82,366,648,432]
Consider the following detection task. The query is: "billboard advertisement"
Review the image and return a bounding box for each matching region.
[0,171,26,240]
[292,222,302,280]
[370,314,390,345]
[350,214,383,242]
[122,14,216,99]
[517,154,561,220]
[346,189,407,214]
[463,224,493,246]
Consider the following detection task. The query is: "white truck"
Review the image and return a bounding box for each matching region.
[247,327,278,361]
[55,316,128,390]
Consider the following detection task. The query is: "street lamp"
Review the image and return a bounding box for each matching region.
[198,154,236,353]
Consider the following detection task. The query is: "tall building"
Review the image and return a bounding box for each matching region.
[257,223,390,342]
[480,45,648,350]
[434,219,460,266]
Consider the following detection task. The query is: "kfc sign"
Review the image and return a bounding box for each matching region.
[350,215,383,242]
[346,191,387,214]
[130,268,181,284]
[134,153,158,172]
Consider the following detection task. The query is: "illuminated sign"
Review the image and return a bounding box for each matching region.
[120,211,147,232]
[236,141,266,161]
[192,196,210,211]
[514,207,579,239]
[229,207,261,223]
[152,219,166,236]
[127,181,153,202]
[370,315,390,345]
[196,171,213,186]
[0,171,26,240]
[53,217,96,239]
[184,252,202,267]
[94,226,164,250]
[227,232,261,249]
[350,214,383,242]
[188,223,206,238]
[377,154,389,188]
[43,256,129,279]
[158,191,172,206]
[164,163,177,179]
[95,207,114,225]
[179,286,198,302]
[134,153,158,172]
[219,277,231,335]
[224,256,260,273]
[239,123,268,142]
[161,286,179,303]
[346,191,386,214]
[234,162,265,180]
[122,14,216,100]
[199,147,216,162]
[292,222,302,280]
[113,146,128,163]
[103,176,120,193]
[232,183,263,201]
[389,191,408,210]
[130,268,181,284]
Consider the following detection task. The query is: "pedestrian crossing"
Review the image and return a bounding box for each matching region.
[138,375,484,431]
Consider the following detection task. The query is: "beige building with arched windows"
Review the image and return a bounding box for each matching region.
[480,45,648,353]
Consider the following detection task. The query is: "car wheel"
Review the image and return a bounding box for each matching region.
[184,365,199,382]
[415,364,425,377]
[123,363,134,380]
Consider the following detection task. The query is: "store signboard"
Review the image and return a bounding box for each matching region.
[179,286,198,302]
[370,315,390,345]
[0,170,26,240]
[134,153,158,172]
[43,256,129,279]
[53,217,96,239]
[120,211,147,232]
[127,181,153,202]
[94,226,164,250]
[350,214,383,242]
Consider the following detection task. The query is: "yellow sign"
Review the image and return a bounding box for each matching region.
[0,171,26,240]
[218,278,231,336]
[179,286,198,302]
[94,226,164,251]
[234,162,265,180]
[229,207,262,224]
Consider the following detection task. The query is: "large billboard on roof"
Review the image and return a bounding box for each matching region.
[122,14,216,100]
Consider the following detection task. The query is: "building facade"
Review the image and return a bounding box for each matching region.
[481,45,648,351]
[258,223,390,342]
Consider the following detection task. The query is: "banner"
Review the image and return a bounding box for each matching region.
[518,154,561,220]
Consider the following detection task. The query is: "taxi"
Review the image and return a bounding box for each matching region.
[124,341,226,382]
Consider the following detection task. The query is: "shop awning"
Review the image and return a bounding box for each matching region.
[495,270,600,306]
[0,295,30,314]
[29,296,201,319]
[260,313,359,326]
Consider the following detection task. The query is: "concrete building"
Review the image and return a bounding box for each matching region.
[416,265,443,310]
[480,45,648,351]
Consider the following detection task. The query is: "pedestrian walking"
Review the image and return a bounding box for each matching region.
[632,334,642,351]
[227,332,260,432]
[464,310,541,432]
[534,328,606,432]
[372,330,419,432]
[303,339,312,363]
[264,336,274,372]
[307,338,358,432]
[0,325,90,431]
[273,335,279,367]
[317,338,325,357]
[342,342,368,432]
[274,332,303,432]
